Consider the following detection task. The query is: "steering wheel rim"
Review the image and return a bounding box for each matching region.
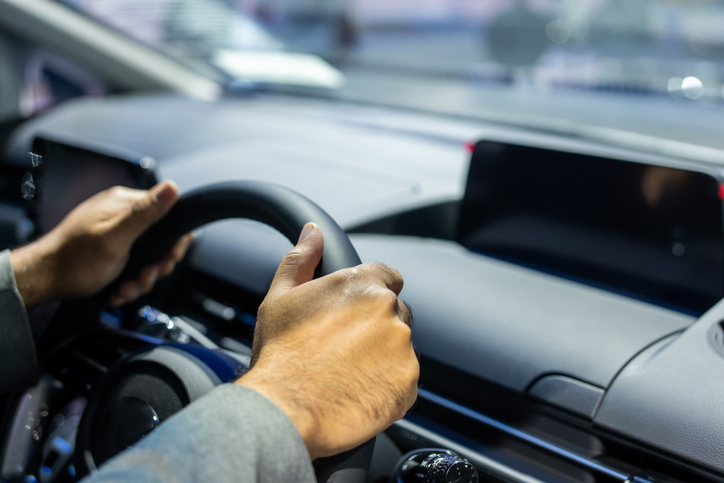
[123,180,361,281]
[43,180,372,483]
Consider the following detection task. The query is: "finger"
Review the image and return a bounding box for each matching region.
[363,262,404,296]
[137,264,161,292]
[157,259,176,278]
[137,233,192,281]
[109,265,160,307]
[137,264,159,291]
[109,293,126,308]
[110,280,139,307]
[168,233,194,263]
[115,180,179,244]
[266,223,324,300]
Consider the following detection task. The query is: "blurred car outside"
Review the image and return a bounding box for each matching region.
[10,0,724,154]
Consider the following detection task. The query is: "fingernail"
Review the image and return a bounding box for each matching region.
[298,223,315,243]
[152,182,176,205]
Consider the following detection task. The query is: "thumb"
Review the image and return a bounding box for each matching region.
[267,223,324,299]
[117,181,179,243]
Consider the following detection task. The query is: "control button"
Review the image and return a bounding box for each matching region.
[392,448,479,483]
[421,453,478,483]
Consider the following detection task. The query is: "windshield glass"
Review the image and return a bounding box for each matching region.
[59,0,724,151]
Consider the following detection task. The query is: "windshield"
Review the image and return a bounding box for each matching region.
[58,0,724,152]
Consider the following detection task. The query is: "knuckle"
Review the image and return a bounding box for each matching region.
[107,186,125,197]
[380,290,400,308]
[362,262,404,294]
[359,263,383,280]
[281,247,308,268]
[131,196,153,216]
[386,263,404,281]
[398,320,413,338]
[392,269,404,286]
[370,262,402,280]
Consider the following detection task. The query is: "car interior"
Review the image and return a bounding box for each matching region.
[2,1,724,483]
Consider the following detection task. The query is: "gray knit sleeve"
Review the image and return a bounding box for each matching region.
[83,384,316,483]
[0,249,38,393]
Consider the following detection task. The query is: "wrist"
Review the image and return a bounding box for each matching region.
[235,369,322,460]
[10,237,60,307]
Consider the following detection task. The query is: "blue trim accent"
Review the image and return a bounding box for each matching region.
[169,343,245,383]
[417,388,630,481]
[241,313,257,327]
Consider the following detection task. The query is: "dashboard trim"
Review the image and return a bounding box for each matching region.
[417,388,631,481]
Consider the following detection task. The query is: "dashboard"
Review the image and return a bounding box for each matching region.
[4,93,724,483]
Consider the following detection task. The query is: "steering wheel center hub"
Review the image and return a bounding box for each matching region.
[104,397,159,451]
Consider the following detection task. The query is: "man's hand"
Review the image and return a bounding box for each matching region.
[236,223,419,460]
[10,181,193,308]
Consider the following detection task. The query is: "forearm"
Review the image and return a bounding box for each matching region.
[81,384,316,483]
[10,237,60,308]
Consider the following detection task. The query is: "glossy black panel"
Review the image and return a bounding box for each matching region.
[30,135,157,234]
[458,141,724,313]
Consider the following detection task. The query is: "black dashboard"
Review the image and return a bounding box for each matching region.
[4,93,724,483]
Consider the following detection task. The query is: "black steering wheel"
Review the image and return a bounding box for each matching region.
[41,181,374,483]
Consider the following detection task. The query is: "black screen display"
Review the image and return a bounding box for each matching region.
[30,137,156,234]
[457,141,724,314]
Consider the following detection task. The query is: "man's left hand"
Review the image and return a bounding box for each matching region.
[10,181,192,308]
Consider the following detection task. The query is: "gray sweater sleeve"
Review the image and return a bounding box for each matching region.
[83,384,316,483]
[0,249,39,393]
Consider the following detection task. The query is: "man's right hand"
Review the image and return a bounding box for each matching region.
[236,222,419,461]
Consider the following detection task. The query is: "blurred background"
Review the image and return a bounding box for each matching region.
[16,0,724,149]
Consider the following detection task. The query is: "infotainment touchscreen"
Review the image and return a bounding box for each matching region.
[457,141,724,314]
[28,136,157,235]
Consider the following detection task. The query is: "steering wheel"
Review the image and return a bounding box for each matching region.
[39,181,374,483]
